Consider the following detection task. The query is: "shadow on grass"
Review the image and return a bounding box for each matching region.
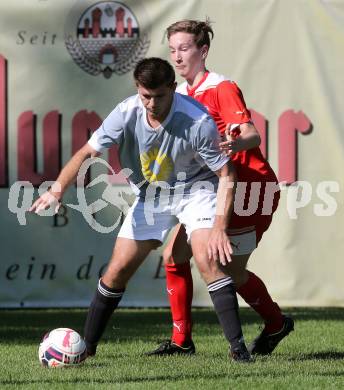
[0,308,255,345]
[0,307,343,345]
[289,351,344,361]
[0,372,223,386]
[286,307,344,321]
[3,368,344,387]
[0,308,218,345]
[0,368,304,386]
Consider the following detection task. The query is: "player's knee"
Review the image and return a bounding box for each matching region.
[196,261,220,284]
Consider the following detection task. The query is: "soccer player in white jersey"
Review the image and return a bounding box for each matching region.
[147,20,294,358]
[30,57,252,362]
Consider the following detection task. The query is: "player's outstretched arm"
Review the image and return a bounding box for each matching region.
[219,122,261,156]
[208,160,237,265]
[29,143,100,214]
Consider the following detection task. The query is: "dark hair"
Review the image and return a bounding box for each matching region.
[133,57,175,89]
[167,19,214,48]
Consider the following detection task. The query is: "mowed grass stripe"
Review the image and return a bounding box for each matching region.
[0,308,343,389]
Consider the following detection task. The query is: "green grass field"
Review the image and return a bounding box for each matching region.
[1,308,344,389]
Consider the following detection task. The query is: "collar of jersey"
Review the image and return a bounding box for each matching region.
[143,94,177,131]
[186,71,210,96]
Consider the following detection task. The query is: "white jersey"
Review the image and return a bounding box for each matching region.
[88,92,228,198]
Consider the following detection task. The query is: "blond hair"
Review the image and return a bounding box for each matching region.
[167,19,214,48]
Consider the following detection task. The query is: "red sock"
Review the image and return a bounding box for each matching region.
[165,262,193,346]
[237,271,284,334]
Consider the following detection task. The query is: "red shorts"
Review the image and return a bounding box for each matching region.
[230,187,280,246]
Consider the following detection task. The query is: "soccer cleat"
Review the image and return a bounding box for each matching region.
[85,341,97,357]
[248,315,294,356]
[230,343,254,363]
[145,339,195,356]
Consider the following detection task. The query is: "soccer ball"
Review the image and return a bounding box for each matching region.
[38,328,87,367]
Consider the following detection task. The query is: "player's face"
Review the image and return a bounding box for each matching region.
[137,83,176,123]
[168,32,207,82]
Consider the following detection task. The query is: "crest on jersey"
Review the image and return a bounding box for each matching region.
[140,148,174,183]
[65,1,150,78]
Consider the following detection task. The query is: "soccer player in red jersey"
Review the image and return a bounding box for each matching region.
[147,20,294,357]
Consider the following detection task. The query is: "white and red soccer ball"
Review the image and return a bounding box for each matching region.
[38,328,87,367]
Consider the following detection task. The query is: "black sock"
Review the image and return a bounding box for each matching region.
[84,279,124,355]
[208,277,244,350]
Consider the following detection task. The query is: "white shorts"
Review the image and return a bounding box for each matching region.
[118,191,258,256]
[117,189,217,243]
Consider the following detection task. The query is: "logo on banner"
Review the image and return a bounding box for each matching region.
[65,1,150,78]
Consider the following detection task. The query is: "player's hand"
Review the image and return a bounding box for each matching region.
[29,190,61,215]
[219,124,243,157]
[207,227,233,265]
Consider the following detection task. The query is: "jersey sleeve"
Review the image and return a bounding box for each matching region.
[215,81,251,130]
[194,116,229,172]
[88,104,124,152]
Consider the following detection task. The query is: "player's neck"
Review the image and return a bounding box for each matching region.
[146,114,163,129]
[146,107,170,129]
[186,68,207,89]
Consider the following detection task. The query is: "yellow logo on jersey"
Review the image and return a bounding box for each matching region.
[140,148,173,182]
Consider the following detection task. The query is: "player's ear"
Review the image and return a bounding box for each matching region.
[201,45,209,59]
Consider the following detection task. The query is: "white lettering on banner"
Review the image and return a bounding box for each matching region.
[234,182,261,216]
[314,181,340,217]
[169,172,186,209]
[68,157,134,233]
[144,182,172,226]
[8,182,34,225]
[283,181,340,219]
[7,164,340,229]
[37,181,61,217]
[214,177,235,217]
[285,181,313,220]
[262,182,282,215]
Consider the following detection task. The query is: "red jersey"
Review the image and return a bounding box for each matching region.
[177,72,279,232]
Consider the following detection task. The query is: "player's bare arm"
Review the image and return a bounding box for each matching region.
[219,122,261,156]
[208,160,237,266]
[29,143,100,214]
